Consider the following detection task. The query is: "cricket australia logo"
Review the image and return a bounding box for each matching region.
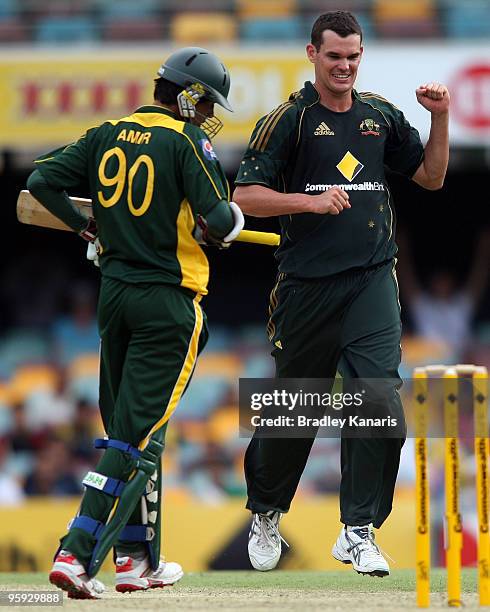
[336,151,364,181]
[360,118,380,136]
[314,122,334,136]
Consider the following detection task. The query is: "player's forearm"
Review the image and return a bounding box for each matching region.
[418,112,449,190]
[233,184,314,217]
[26,170,89,233]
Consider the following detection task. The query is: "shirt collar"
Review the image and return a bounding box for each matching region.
[134,105,178,118]
[301,81,361,105]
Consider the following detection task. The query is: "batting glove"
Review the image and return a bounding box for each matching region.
[86,238,101,268]
[194,202,245,249]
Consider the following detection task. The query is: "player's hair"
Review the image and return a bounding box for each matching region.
[311,11,363,50]
[153,77,183,105]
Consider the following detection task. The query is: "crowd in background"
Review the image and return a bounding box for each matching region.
[0,220,489,508]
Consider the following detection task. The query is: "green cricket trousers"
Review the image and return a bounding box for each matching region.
[245,259,406,528]
[61,277,208,565]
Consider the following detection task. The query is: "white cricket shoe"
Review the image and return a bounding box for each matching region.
[331,524,390,577]
[115,555,183,593]
[248,511,288,571]
[49,550,105,599]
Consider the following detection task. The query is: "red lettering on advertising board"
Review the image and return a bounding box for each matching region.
[58,82,73,113]
[22,83,40,114]
[126,81,143,109]
[451,64,490,129]
[19,80,147,117]
[92,82,106,113]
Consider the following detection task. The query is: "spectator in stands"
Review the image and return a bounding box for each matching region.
[69,398,101,469]
[23,365,75,430]
[397,227,490,359]
[23,435,81,496]
[0,436,25,506]
[51,280,100,365]
[10,400,41,452]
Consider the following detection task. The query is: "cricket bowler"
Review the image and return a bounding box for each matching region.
[234,11,449,576]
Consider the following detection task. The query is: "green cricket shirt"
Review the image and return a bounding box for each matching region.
[35,105,230,295]
[235,81,424,278]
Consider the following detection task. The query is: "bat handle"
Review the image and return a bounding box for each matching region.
[235,230,280,246]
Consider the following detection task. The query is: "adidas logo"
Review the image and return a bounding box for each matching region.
[314,122,334,136]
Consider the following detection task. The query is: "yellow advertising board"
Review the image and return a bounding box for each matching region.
[0,491,416,572]
[0,49,313,149]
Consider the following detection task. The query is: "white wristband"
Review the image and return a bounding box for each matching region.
[223,201,245,243]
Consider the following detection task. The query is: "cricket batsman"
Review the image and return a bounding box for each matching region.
[25,47,244,598]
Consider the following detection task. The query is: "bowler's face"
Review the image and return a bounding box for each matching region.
[307,30,363,96]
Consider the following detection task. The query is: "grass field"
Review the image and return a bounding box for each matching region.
[0,570,483,611]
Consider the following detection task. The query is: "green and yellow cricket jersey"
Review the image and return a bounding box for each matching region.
[35,105,230,295]
[235,81,424,278]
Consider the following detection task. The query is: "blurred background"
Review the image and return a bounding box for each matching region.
[0,0,489,573]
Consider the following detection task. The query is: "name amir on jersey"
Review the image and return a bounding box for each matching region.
[117,129,152,145]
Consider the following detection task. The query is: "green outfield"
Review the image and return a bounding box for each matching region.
[0,570,483,610]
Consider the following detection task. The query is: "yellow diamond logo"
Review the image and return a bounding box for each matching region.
[336,151,364,182]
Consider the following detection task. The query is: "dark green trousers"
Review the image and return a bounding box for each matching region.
[62,278,208,566]
[245,260,406,528]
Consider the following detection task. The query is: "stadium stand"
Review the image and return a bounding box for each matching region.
[34,16,98,43]
[240,17,304,43]
[442,0,490,38]
[171,12,237,44]
[0,0,488,42]
[373,0,439,38]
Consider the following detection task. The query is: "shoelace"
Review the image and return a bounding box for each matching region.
[90,579,105,594]
[346,528,383,561]
[150,560,167,578]
[354,529,396,564]
[252,513,289,551]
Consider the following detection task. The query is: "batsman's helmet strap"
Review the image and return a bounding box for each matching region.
[158,46,232,112]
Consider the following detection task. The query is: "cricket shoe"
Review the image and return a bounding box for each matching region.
[49,550,105,599]
[248,511,288,571]
[331,524,390,577]
[115,555,184,593]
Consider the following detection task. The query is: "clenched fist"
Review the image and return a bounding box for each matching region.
[416,83,450,115]
[309,187,351,215]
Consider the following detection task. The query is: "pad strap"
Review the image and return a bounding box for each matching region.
[70,516,105,539]
[119,525,155,542]
[82,471,125,497]
[94,438,141,459]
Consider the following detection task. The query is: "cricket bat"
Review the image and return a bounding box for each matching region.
[16,190,280,247]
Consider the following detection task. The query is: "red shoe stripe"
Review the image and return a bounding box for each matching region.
[116,559,133,573]
[54,554,76,565]
[49,571,97,600]
[115,583,144,593]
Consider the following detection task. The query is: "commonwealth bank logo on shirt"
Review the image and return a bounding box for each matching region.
[199,139,218,161]
[314,122,334,136]
[336,151,364,182]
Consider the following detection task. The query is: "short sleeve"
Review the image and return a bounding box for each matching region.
[235,103,298,190]
[180,125,229,217]
[384,108,424,178]
[34,133,91,193]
